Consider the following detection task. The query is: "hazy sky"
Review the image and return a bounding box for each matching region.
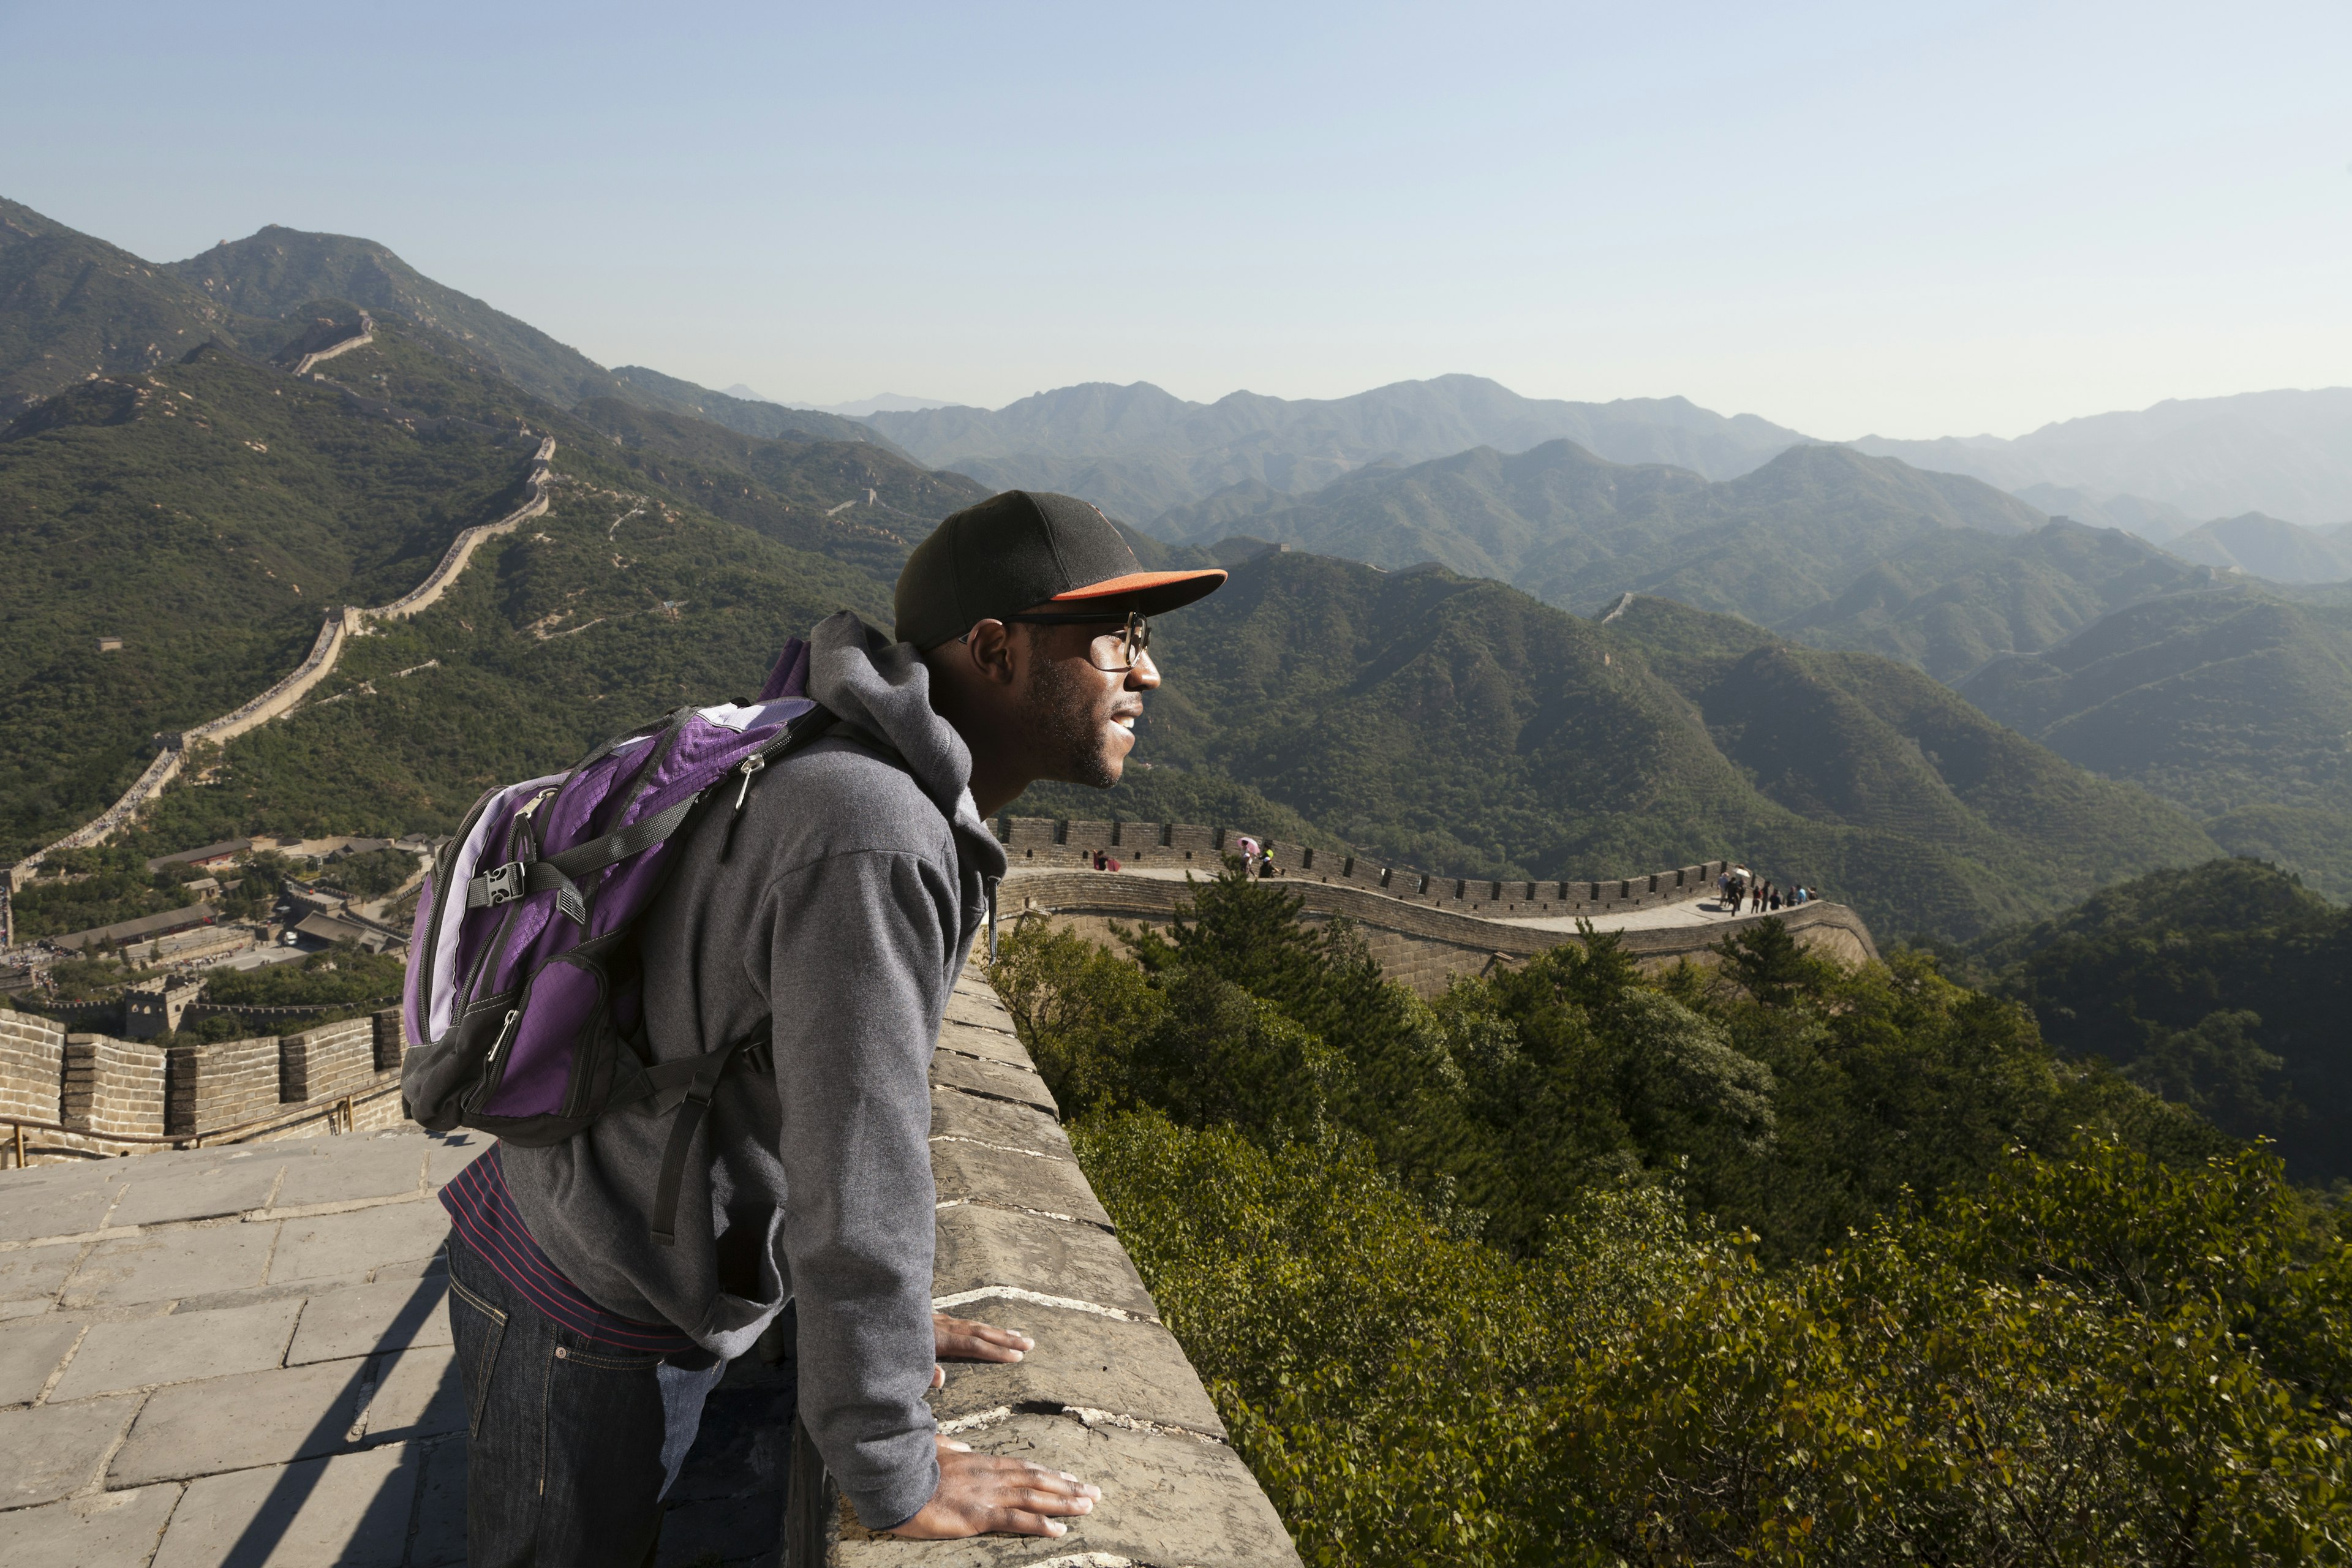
[2,1,2345,438]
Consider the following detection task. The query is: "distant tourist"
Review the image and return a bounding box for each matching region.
[1259,854,1279,878]
[1768,883,1782,911]
[1092,847,1107,870]
[447,492,1223,1553]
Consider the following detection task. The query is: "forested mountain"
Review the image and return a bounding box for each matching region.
[608,364,896,449]
[156,223,891,449]
[1015,554,2215,938]
[1852,388,2352,527]
[2163,511,2352,584]
[0,309,981,862]
[1965,858,2352,1183]
[1777,518,2217,681]
[0,198,288,418]
[1960,591,2352,899]
[862,375,1810,522]
[1153,438,2045,618]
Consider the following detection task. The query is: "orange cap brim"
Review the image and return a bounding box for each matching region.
[1049,568,1229,612]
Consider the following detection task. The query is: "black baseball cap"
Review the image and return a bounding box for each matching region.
[894,490,1227,649]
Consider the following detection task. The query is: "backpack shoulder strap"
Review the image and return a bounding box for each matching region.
[639,1020,772,1246]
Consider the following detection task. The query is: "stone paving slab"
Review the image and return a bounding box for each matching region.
[0,1313,87,1403]
[0,1394,140,1507]
[932,1303,1224,1438]
[424,1133,491,1189]
[64,1223,278,1308]
[361,1343,465,1445]
[109,1156,288,1228]
[269,1200,448,1286]
[4,1483,183,1568]
[929,1085,1072,1159]
[271,1138,430,1210]
[930,1139,1110,1229]
[935,1020,1035,1072]
[151,1439,422,1568]
[928,1050,1057,1115]
[0,1168,126,1244]
[0,1242,81,1305]
[109,1359,375,1485]
[51,1297,303,1401]
[941,992,1021,1038]
[933,1205,1158,1320]
[837,1412,1300,1567]
[288,1276,451,1365]
[410,1439,467,1567]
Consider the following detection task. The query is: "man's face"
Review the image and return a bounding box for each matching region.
[1020,619,1158,789]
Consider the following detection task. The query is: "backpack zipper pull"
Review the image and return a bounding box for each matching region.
[718,755,766,863]
[484,1009,520,1073]
[731,753,765,810]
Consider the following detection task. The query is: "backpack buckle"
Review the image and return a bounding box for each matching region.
[481,861,526,906]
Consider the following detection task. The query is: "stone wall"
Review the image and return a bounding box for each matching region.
[797,964,1298,1566]
[0,1008,410,1163]
[7,438,557,882]
[0,1010,66,1143]
[62,1035,168,1139]
[992,816,1736,921]
[167,1036,282,1136]
[1001,869,1879,996]
[279,1017,380,1104]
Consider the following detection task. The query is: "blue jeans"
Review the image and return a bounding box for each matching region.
[445,1235,737,1567]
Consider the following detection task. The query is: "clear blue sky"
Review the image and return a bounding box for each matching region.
[2,1,2345,437]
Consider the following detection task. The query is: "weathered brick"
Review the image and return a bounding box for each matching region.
[61,1035,167,1139]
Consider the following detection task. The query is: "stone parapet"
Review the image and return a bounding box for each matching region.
[1000,869,1879,996]
[793,969,1299,1566]
[167,1035,282,1136]
[62,1034,168,1139]
[0,1010,67,1135]
[988,816,1741,921]
[280,1017,379,1104]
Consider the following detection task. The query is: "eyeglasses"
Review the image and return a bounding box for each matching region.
[950,610,1154,671]
[997,609,1153,672]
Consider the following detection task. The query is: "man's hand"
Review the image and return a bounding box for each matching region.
[935,1311,1031,1362]
[930,1311,1031,1388]
[886,1434,1100,1539]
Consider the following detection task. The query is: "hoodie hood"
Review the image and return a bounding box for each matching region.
[805,610,1008,883]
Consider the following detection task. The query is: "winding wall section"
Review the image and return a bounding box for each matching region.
[9,437,557,888]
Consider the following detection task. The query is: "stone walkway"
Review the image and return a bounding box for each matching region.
[0,1129,792,1567]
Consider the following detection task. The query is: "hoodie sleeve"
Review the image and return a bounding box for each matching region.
[758,841,957,1530]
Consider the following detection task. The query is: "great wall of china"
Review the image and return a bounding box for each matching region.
[5,434,557,889]
[989,816,1877,989]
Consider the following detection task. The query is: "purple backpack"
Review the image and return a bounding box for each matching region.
[400,638,877,1243]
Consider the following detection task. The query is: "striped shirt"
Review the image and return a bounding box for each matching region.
[440,1144,696,1354]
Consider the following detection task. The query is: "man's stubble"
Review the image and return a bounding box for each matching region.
[1025,649,1121,790]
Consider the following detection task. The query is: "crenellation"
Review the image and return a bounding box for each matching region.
[281,1017,380,1104]
[168,1035,282,1136]
[62,1033,168,1139]
[1003,868,1877,997]
[0,1011,68,1136]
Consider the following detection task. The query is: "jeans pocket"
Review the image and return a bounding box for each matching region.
[447,1273,510,1439]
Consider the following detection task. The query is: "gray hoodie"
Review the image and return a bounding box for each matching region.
[501,611,1008,1529]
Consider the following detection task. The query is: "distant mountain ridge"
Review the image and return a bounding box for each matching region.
[2162,513,2352,584]
[1851,389,2352,528]
[1150,437,2049,625]
[862,375,1812,522]
[0,197,287,418]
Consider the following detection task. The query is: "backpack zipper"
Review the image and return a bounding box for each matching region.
[732,753,766,809]
[464,1008,523,1112]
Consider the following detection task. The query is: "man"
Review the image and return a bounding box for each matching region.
[439,491,1226,1562]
